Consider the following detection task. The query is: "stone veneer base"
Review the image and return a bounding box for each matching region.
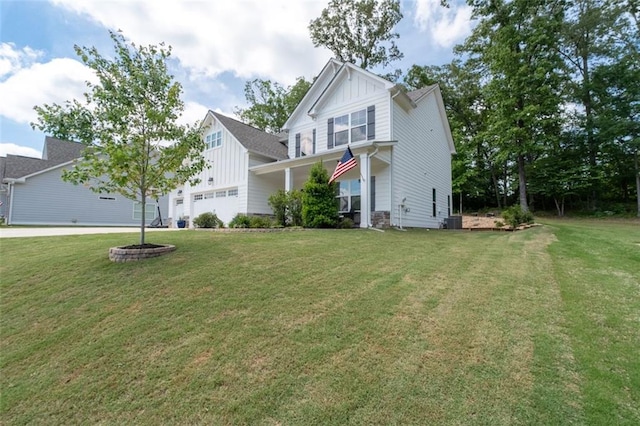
[109,244,176,262]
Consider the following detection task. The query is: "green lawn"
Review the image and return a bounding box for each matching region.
[1,220,638,425]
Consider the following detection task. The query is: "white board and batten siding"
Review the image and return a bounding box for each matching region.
[179,123,248,225]
[9,165,166,226]
[288,72,391,158]
[391,92,453,228]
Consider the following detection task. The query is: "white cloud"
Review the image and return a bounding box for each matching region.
[51,0,332,85]
[179,101,210,126]
[0,143,41,158]
[0,58,96,124]
[413,0,473,48]
[0,43,44,79]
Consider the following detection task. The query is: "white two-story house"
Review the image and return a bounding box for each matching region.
[171,59,456,228]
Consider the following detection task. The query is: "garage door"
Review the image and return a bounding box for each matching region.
[192,189,239,225]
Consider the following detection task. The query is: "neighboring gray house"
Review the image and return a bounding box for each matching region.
[173,59,456,228]
[1,136,166,226]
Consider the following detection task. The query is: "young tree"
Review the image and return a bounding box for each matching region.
[302,162,339,228]
[32,31,206,246]
[235,77,311,134]
[309,0,403,69]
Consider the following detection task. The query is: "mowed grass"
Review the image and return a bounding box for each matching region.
[0,220,638,425]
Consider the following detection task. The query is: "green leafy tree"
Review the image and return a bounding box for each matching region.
[405,60,504,211]
[268,189,288,226]
[592,0,640,215]
[309,0,403,69]
[557,0,627,209]
[302,162,338,228]
[32,31,206,245]
[528,139,593,216]
[460,0,566,212]
[235,77,311,134]
[288,190,304,226]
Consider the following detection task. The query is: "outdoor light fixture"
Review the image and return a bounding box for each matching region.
[208,177,214,185]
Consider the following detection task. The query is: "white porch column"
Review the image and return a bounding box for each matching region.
[359,153,370,228]
[285,167,292,192]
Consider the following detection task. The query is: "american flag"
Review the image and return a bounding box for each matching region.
[329,146,357,183]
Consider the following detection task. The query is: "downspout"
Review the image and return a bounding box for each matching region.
[390,89,398,228]
[366,143,379,228]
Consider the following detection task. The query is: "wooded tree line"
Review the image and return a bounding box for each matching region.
[237,0,639,216]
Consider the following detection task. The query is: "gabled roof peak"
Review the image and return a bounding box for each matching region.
[205,111,288,160]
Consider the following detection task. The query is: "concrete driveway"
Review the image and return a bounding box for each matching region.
[0,227,180,238]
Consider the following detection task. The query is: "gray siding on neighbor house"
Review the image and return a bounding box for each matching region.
[10,165,167,226]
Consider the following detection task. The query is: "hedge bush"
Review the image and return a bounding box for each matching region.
[193,212,224,228]
[502,205,534,228]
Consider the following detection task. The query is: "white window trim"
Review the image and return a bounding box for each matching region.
[133,202,157,221]
[205,130,222,150]
[334,109,367,147]
[336,179,361,213]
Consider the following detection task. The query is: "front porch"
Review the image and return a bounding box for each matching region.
[250,141,396,228]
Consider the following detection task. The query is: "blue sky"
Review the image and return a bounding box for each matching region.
[0,0,473,158]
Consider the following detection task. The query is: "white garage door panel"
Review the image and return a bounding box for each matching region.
[192,199,216,218]
[192,197,238,225]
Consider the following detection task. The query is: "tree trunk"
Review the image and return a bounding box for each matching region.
[554,196,564,217]
[503,162,508,207]
[140,195,146,246]
[518,153,529,212]
[491,168,502,209]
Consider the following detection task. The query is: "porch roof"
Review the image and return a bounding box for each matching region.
[249,140,397,175]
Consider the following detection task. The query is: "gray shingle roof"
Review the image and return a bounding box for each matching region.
[0,156,6,181]
[406,85,437,103]
[211,112,288,160]
[42,136,85,163]
[1,136,85,180]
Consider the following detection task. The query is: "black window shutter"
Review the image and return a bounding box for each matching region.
[370,176,376,211]
[295,133,301,158]
[367,105,375,140]
[312,129,316,154]
[327,118,334,149]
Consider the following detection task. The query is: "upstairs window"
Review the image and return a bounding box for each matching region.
[327,105,375,149]
[205,130,222,149]
[295,129,316,157]
[350,109,367,143]
[334,114,350,146]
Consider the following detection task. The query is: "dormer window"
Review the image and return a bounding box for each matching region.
[205,130,222,150]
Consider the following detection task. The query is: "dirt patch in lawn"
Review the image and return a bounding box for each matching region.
[462,215,504,229]
[460,215,539,231]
